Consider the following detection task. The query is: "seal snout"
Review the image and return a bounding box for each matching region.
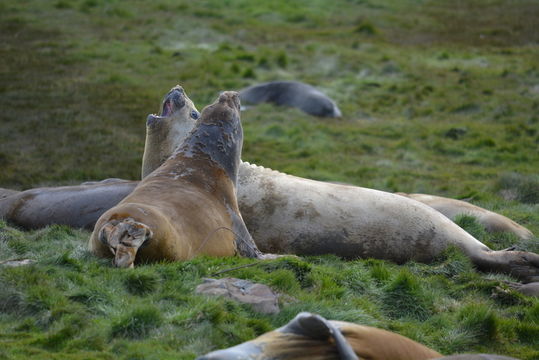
[218,91,241,112]
[161,85,186,117]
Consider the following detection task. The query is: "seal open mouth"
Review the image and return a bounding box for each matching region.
[160,86,186,117]
[147,85,187,123]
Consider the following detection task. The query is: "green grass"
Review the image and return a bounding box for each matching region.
[1,0,538,359]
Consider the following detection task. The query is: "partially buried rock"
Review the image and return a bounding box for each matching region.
[0,259,35,267]
[195,278,280,314]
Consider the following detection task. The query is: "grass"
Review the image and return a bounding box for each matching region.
[1,0,538,359]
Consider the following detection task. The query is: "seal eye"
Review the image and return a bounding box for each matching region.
[191,110,199,119]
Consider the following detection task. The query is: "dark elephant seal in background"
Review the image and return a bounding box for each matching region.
[239,80,342,117]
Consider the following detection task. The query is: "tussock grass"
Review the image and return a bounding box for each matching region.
[1,0,539,359]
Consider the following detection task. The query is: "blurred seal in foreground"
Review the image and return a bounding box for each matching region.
[196,311,441,360]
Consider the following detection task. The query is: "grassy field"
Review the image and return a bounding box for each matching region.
[1,0,538,359]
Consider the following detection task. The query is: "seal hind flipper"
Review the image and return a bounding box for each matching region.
[281,312,359,360]
[471,249,539,283]
[98,218,153,268]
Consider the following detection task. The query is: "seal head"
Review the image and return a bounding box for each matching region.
[142,85,200,178]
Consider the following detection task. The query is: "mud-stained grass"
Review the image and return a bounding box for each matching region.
[1,0,539,359]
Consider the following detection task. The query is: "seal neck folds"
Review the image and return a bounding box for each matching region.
[169,91,243,185]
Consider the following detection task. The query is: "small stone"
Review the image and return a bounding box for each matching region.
[195,277,280,314]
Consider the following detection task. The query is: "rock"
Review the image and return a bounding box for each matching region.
[195,278,280,314]
[0,259,35,267]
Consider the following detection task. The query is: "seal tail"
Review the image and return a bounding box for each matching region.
[98,218,153,268]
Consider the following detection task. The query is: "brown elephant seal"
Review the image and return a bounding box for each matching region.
[239,81,342,118]
[197,312,442,360]
[397,193,533,240]
[89,92,274,267]
[0,85,198,230]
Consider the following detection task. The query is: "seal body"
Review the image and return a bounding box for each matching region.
[239,81,342,117]
[235,162,539,282]
[89,91,267,267]
[197,312,442,360]
[397,193,533,240]
[0,182,136,230]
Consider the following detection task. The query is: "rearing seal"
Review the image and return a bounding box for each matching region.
[89,91,272,267]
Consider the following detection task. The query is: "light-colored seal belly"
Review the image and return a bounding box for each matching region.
[397,193,533,240]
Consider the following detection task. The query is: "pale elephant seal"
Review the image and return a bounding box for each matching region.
[0,85,199,230]
[89,92,274,268]
[397,193,533,240]
[239,80,342,117]
[197,312,442,360]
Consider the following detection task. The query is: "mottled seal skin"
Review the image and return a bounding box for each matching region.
[89,92,272,268]
[239,80,342,118]
[397,193,534,240]
[236,164,539,282]
[0,86,198,230]
[197,312,441,360]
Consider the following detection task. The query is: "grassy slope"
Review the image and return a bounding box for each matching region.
[0,0,538,359]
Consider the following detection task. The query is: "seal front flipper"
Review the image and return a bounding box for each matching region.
[98,218,153,268]
[229,209,284,260]
[281,312,359,360]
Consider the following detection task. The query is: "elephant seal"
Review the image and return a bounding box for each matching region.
[0,85,199,230]
[197,312,442,360]
[503,281,539,297]
[141,85,200,178]
[2,86,538,281]
[89,92,274,267]
[239,81,342,118]
[397,193,533,240]
[234,164,539,282]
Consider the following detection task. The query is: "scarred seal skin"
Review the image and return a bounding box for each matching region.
[89,92,272,268]
[196,312,442,360]
[239,80,342,118]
